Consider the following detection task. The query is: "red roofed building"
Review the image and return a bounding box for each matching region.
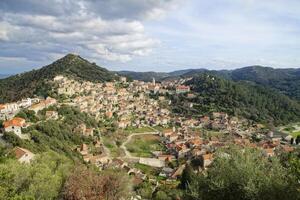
[14,147,35,163]
[3,117,27,139]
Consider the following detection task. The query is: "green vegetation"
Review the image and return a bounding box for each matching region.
[291,131,300,138]
[229,66,300,101]
[3,105,96,159]
[283,126,296,132]
[182,146,300,200]
[15,109,39,123]
[126,134,164,157]
[171,74,300,125]
[134,163,159,176]
[0,150,74,200]
[0,145,132,200]
[0,54,117,103]
[102,135,124,157]
[182,66,300,101]
[123,126,154,134]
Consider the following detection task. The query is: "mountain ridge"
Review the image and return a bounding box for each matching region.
[0,54,117,103]
[119,65,300,100]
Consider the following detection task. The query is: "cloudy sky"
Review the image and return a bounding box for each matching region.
[0,0,300,74]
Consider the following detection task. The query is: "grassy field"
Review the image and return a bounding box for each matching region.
[291,131,300,138]
[279,122,300,138]
[123,126,154,134]
[126,134,165,157]
[134,163,159,176]
[152,125,172,132]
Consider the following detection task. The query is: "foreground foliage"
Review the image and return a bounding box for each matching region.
[0,151,74,200]
[63,167,132,200]
[183,146,300,200]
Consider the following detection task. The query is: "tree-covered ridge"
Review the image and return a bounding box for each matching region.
[230,66,300,101]
[174,74,300,125]
[181,66,300,101]
[0,54,117,103]
[118,66,300,101]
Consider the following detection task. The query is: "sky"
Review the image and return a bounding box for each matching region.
[0,0,300,74]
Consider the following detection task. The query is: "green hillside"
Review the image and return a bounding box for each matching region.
[171,74,300,125]
[229,66,300,100]
[0,54,117,103]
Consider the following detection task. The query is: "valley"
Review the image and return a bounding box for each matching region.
[0,54,300,200]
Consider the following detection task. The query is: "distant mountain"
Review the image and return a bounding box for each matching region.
[168,68,208,76]
[117,68,210,82]
[171,74,300,125]
[179,66,300,101]
[0,74,11,79]
[228,66,300,100]
[0,54,117,103]
[121,65,300,100]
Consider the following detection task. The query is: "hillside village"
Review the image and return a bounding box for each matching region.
[0,73,297,194]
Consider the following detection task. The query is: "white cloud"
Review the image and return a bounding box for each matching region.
[0,0,179,64]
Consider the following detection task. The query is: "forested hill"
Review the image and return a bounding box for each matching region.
[120,66,300,101]
[0,54,117,103]
[181,66,300,101]
[229,66,300,100]
[180,74,300,125]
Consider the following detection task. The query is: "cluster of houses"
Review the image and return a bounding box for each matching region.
[54,76,173,128]
[1,96,58,139]
[0,98,40,120]
[145,114,296,179]
[0,74,297,187]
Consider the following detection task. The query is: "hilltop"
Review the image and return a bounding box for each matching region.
[0,54,117,103]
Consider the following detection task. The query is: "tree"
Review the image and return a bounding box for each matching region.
[63,167,132,200]
[185,146,300,200]
[296,135,300,145]
[0,151,73,199]
[154,191,170,200]
[179,164,196,190]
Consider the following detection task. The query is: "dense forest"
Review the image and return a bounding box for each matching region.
[0,54,117,103]
[170,74,300,125]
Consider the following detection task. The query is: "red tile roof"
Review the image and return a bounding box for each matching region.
[3,117,25,128]
[14,147,32,159]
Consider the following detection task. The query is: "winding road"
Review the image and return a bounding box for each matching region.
[100,126,161,162]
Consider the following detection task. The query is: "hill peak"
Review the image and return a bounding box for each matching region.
[0,54,117,103]
[55,53,86,65]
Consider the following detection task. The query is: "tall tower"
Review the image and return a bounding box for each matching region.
[152,77,155,85]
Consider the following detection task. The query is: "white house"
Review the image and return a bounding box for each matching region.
[14,147,35,163]
[3,117,28,139]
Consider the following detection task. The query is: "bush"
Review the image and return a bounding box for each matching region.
[63,167,132,200]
